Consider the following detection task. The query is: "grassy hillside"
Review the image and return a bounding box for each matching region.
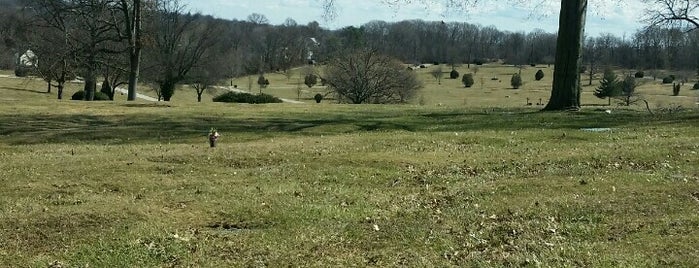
[1,69,698,266]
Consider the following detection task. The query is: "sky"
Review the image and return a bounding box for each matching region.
[181,0,647,37]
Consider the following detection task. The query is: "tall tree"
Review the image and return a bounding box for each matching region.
[31,0,124,101]
[142,0,221,101]
[544,0,587,110]
[111,0,143,101]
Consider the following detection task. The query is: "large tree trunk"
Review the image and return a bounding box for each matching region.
[196,87,204,102]
[84,70,97,101]
[588,62,594,86]
[543,0,587,111]
[127,49,141,101]
[57,84,64,100]
[127,0,142,101]
[101,78,114,100]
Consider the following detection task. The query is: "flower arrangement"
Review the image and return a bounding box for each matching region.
[208,128,220,147]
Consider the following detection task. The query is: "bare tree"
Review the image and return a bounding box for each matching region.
[29,0,123,100]
[142,0,222,101]
[109,0,144,101]
[247,13,269,25]
[188,53,231,102]
[32,28,76,100]
[430,65,444,85]
[324,49,422,104]
[644,0,699,30]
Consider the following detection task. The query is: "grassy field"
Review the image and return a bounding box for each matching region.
[1,67,699,267]
[126,64,699,108]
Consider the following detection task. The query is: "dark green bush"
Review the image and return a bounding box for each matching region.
[662,76,674,84]
[450,69,459,79]
[213,91,282,104]
[535,70,544,81]
[580,66,587,74]
[100,80,113,100]
[634,71,644,78]
[71,91,85,100]
[511,73,523,89]
[304,74,317,88]
[462,73,474,88]
[14,68,28,77]
[72,90,110,101]
[693,83,699,90]
[93,91,110,101]
[257,75,269,88]
[314,93,323,103]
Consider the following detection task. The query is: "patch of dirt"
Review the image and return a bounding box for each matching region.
[207,219,273,231]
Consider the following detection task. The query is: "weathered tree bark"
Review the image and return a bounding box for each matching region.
[84,54,98,101]
[197,91,204,102]
[84,74,97,101]
[125,0,142,101]
[543,0,587,111]
[57,84,64,100]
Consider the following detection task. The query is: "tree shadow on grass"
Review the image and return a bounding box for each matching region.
[0,109,696,145]
[0,86,50,95]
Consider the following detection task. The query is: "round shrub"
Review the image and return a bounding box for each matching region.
[449,69,459,79]
[71,90,110,101]
[71,90,86,100]
[314,93,323,103]
[93,91,111,101]
[634,71,644,78]
[462,73,474,88]
[511,73,523,89]
[535,70,545,81]
[662,76,674,84]
[693,83,699,90]
[14,68,28,77]
[213,92,283,104]
[304,74,317,88]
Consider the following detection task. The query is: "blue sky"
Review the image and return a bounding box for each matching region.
[181,0,646,37]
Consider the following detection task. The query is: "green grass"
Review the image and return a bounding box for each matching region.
[134,64,699,108]
[1,69,699,266]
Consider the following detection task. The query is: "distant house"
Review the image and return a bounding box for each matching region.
[18,49,38,68]
[14,49,38,77]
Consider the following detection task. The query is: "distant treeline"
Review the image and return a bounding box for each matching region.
[1,0,697,75]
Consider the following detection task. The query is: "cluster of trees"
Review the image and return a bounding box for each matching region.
[0,0,324,101]
[1,0,697,107]
[584,28,699,78]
